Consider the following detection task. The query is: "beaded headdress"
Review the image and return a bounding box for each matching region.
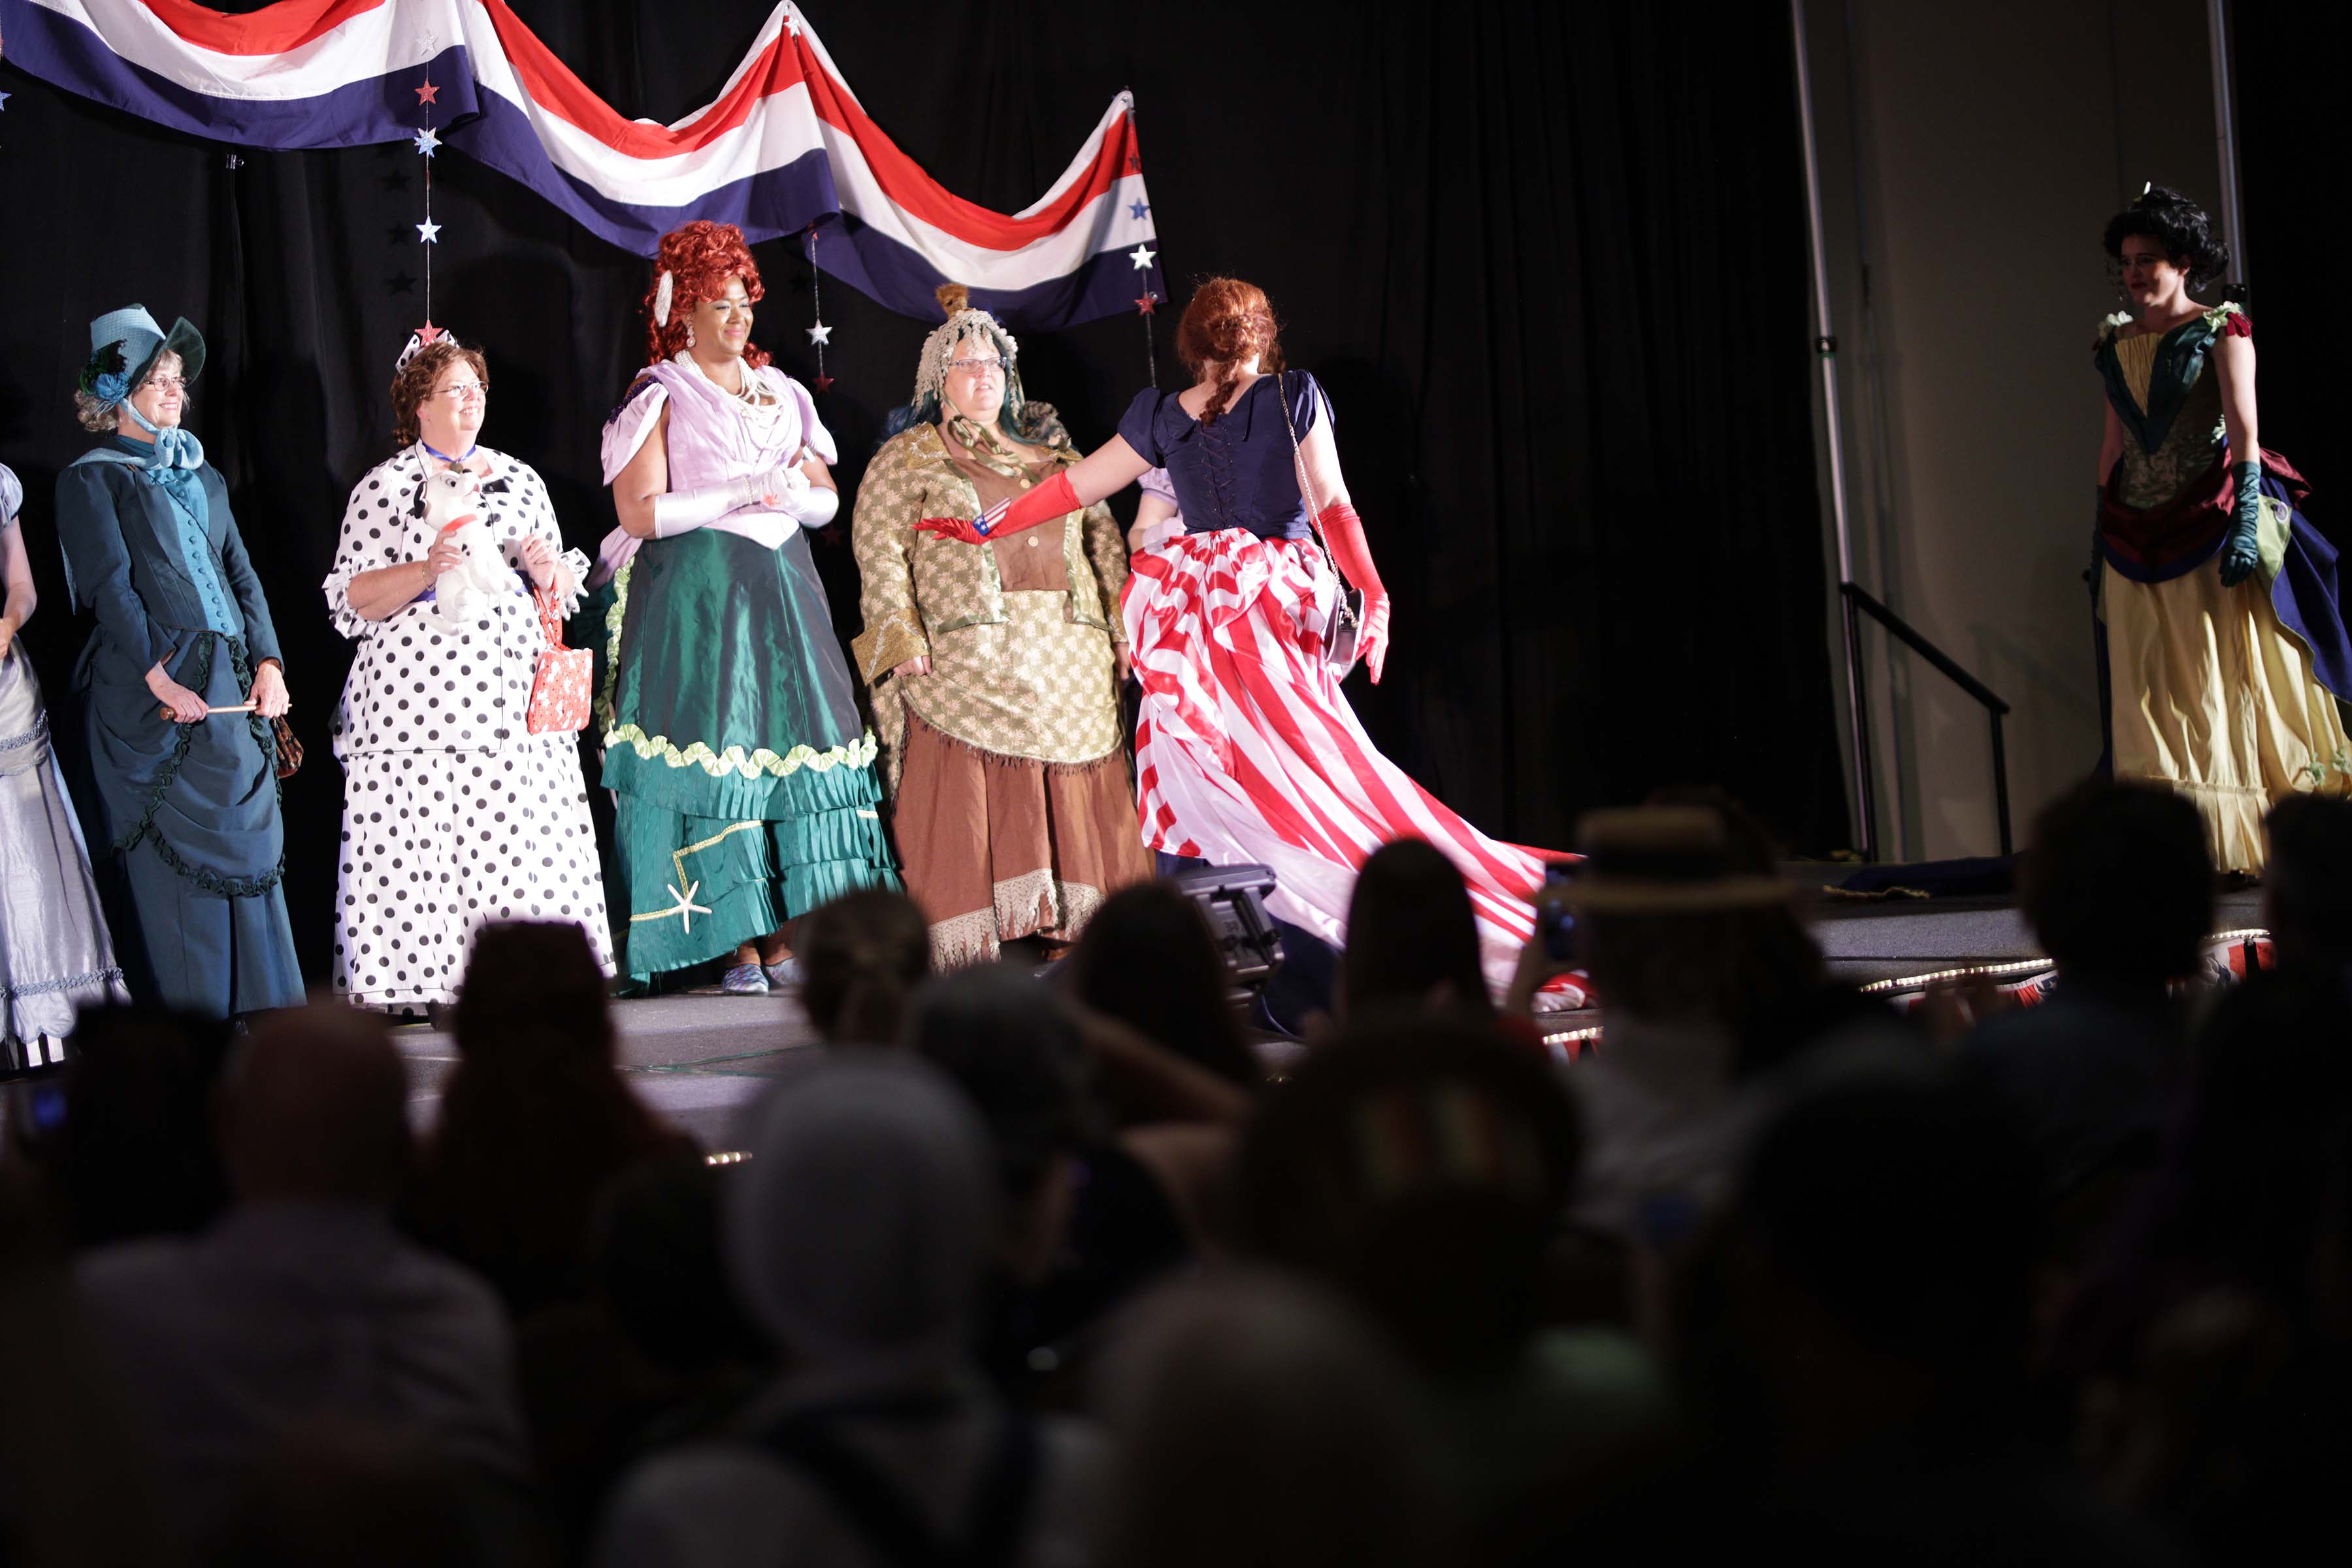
[911,284,1020,412]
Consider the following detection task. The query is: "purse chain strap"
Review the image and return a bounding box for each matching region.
[1274,370,1360,630]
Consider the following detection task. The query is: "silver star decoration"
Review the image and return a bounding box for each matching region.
[806,321,832,346]
[785,8,803,37]
[414,125,441,157]
[416,217,442,244]
[661,879,712,932]
[1128,242,1156,270]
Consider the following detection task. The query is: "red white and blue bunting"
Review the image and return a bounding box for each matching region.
[0,0,1164,329]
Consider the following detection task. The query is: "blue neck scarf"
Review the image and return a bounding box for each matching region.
[113,402,208,525]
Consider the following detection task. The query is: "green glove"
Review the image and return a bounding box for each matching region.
[2217,460,2263,589]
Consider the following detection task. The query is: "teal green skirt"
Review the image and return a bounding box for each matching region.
[600,527,896,978]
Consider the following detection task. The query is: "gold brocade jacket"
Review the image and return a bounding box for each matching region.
[849,408,1132,790]
[849,412,1130,683]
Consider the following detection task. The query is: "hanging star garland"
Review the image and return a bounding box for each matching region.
[1135,291,1157,315]
[1128,242,1156,270]
[409,74,442,327]
[803,225,834,394]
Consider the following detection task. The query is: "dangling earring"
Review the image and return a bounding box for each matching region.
[685,323,696,349]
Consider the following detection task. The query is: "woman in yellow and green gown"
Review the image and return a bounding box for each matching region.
[2093,186,2352,873]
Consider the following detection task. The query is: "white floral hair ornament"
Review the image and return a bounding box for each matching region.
[913,283,1019,410]
[653,270,676,329]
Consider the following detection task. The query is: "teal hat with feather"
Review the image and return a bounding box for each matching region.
[80,305,206,404]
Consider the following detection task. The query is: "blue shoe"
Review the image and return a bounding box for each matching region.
[721,962,770,995]
[762,957,805,988]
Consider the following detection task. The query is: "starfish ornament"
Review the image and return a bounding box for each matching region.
[661,880,712,932]
[413,125,440,157]
[1128,243,1156,270]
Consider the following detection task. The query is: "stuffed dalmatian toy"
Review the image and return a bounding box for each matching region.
[418,466,518,629]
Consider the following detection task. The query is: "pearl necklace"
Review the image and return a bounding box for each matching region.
[681,351,791,447]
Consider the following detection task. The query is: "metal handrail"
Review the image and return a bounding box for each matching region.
[1838,581,2014,860]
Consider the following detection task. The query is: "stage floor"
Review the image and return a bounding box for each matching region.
[392,990,825,1152]
[388,883,2266,1147]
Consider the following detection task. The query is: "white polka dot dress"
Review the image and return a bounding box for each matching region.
[322,445,612,1011]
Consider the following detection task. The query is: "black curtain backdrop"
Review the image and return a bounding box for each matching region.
[0,0,1846,983]
[2234,1,2346,476]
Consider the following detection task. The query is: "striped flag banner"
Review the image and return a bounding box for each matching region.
[0,0,1164,328]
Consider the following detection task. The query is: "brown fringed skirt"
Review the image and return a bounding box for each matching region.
[892,708,1153,966]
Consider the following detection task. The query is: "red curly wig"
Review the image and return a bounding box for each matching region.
[641,220,771,369]
[1175,277,1286,426]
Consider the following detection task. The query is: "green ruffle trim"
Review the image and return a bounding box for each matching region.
[605,725,887,823]
[615,795,900,978]
[602,725,879,779]
[594,557,631,739]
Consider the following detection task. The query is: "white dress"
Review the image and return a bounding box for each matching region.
[1,466,131,1057]
[322,444,612,1011]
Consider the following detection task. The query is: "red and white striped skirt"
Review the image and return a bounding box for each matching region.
[1122,529,1554,998]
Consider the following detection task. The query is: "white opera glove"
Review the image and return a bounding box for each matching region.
[651,474,766,538]
[748,463,838,529]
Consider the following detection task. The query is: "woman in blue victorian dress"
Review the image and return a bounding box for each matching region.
[54,306,302,1018]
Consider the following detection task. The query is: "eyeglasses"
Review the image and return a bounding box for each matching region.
[434,383,490,402]
[144,376,188,393]
[945,357,1005,376]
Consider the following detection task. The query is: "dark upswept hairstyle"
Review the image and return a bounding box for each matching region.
[2103,185,2233,294]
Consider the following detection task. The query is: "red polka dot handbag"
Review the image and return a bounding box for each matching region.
[527,585,593,734]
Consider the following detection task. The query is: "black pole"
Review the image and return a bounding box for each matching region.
[1989,710,2012,857]
[1841,589,1879,861]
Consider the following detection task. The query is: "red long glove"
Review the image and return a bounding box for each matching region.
[915,469,1080,546]
[1316,502,1392,683]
